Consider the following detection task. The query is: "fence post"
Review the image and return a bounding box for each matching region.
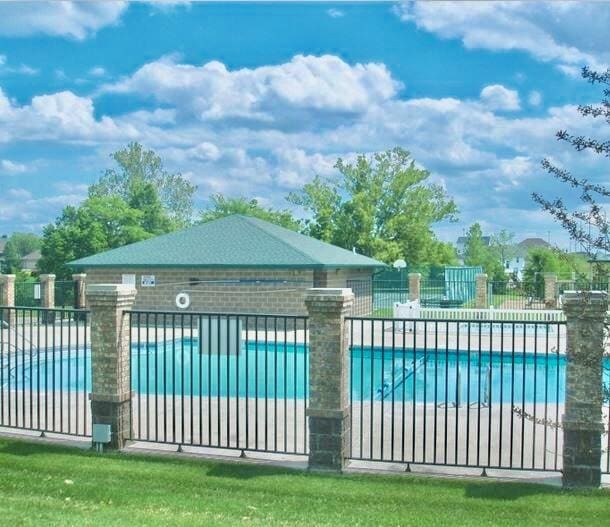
[544,273,558,309]
[561,290,607,488]
[408,273,421,302]
[40,273,55,308]
[475,273,488,309]
[0,274,15,327]
[305,288,354,471]
[87,284,137,449]
[72,273,87,309]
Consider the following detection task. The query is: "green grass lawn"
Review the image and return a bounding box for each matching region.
[0,438,609,526]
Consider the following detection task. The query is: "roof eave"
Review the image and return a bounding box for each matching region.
[67,262,386,270]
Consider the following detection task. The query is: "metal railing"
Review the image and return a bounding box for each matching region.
[128,310,309,455]
[345,316,599,473]
[487,281,544,310]
[0,306,90,437]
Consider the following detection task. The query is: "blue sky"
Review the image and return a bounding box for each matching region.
[0,1,609,248]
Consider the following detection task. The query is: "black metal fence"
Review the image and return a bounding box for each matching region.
[14,281,41,307]
[55,280,76,308]
[487,281,545,310]
[0,306,90,437]
[128,311,309,455]
[345,316,595,473]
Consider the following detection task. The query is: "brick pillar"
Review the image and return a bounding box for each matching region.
[408,273,421,302]
[0,274,15,327]
[40,274,55,308]
[87,284,137,449]
[562,290,607,488]
[305,288,354,471]
[72,273,87,309]
[544,273,558,309]
[475,273,488,309]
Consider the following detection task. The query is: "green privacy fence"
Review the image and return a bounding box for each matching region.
[13,280,76,308]
[14,281,41,307]
[55,280,76,308]
[372,265,483,312]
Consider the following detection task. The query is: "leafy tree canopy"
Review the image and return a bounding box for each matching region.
[200,194,302,231]
[90,142,196,226]
[2,232,41,273]
[39,195,171,279]
[533,67,610,279]
[288,147,458,266]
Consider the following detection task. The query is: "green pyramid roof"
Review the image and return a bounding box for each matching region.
[68,215,385,269]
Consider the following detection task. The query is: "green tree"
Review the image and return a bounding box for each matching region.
[463,223,505,281]
[491,230,516,268]
[127,179,176,234]
[200,194,302,231]
[288,147,458,265]
[2,232,41,273]
[90,142,196,226]
[522,247,589,297]
[39,196,159,279]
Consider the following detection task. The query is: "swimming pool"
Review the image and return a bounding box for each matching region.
[3,339,609,404]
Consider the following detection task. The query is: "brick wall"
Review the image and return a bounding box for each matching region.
[85,267,374,316]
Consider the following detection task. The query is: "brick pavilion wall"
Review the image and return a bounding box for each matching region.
[85,267,373,316]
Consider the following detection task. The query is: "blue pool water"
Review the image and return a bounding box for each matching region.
[3,339,610,404]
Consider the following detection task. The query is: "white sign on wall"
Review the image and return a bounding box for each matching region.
[34,284,41,300]
[122,274,136,287]
[141,275,156,287]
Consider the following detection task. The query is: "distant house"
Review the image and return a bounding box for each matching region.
[506,238,551,279]
[21,250,41,272]
[456,235,491,264]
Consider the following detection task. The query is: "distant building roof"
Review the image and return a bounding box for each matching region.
[517,238,550,249]
[68,215,386,270]
[513,238,550,256]
[22,250,41,260]
[456,236,491,246]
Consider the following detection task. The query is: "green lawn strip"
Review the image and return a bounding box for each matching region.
[0,438,608,526]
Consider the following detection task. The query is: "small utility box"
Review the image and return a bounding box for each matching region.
[92,424,111,452]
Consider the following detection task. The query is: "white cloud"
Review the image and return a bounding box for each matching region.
[8,188,32,199]
[480,84,520,111]
[104,54,402,126]
[0,88,139,144]
[0,1,127,40]
[89,66,106,77]
[327,8,344,18]
[2,52,608,240]
[396,1,610,74]
[0,159,27,174]
[528,90,542,107]
[0,54,39,76]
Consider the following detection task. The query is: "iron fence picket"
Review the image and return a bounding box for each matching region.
[0,306,90,437]
[344,315,608,473]
[127,310,309,455]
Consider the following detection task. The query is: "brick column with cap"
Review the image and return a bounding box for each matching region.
[87,284,137,449]
[408,273,421,302]
[72,273,87,309]
[0,274,15,328]
[544,273,558,309]
[40,273,56,324]
[475,273,488,309]
[562,290,607,488]
[304,288,354,471]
